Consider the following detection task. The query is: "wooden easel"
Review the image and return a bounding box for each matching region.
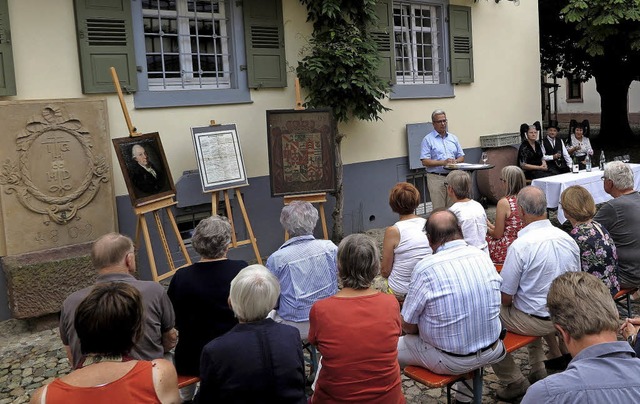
[205,120,262,263]
[282,80,329,241]
[111,67,192,281]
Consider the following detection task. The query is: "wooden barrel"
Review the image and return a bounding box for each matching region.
[477,146,519,204]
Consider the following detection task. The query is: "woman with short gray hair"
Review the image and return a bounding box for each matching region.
[198,265,306,403]
[308,234,404,403]
[167,215,247,386]
[280,200,319,237]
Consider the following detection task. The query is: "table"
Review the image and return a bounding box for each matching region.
[532,164,640,223]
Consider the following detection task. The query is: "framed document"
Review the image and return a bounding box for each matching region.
[266,109,337,196]
[190,124,248,192]
[113,132,176,207]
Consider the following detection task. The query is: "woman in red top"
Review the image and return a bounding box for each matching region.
[309,234,404,403]
[30,283,180,404]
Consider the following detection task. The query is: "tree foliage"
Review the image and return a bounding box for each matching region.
[539,0,640,140]
[296,0,391,123]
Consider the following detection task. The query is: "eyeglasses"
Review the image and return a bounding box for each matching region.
[500,178,506,182]
[444,182,449,186]
[601,176,607,181]
[434,119,448,124]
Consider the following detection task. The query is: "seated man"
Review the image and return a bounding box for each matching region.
[541,120,571,175]
[398,209,505,403]
[59,233,177,369]
[446,170,488,253]
[492,186,580,401]
[523,272,640,402]
[266,201,338,338]
[593,161,640,288]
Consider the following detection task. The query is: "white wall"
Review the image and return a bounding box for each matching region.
[554,77,640,115]
[7,0,541,196]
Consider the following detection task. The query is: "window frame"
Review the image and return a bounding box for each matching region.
[131,0,252,108]
[566,75,583,103]
[389,0,454,100]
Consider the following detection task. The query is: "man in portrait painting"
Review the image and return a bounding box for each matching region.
[128,143,166,196]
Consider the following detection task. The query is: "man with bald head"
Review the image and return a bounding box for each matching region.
[491,186,580,401]
[59,233,177,369]
[398,209,505,403]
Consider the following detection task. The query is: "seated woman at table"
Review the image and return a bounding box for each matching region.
[380,182,432,302]
[518,122,553,180]
[567,120,593,169]
[309,234,403,404]
[197,265,306,403]
[560,185,620,295]
[30,283,180,404]
[486,165,526,263]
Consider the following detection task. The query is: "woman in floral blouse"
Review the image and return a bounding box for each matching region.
[560,185,620,295]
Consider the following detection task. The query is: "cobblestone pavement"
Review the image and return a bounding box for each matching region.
[0,318,535,403]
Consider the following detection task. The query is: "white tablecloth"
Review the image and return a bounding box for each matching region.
[532,164,640,223]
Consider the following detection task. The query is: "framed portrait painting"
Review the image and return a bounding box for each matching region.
[112,132,176,207]
[266,109,337,197]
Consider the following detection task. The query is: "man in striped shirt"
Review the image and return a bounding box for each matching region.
[266,201,338,338]
[398,209,505,403]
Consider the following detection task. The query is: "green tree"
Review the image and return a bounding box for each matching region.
[540,0,640,141]
[296,0,391,241]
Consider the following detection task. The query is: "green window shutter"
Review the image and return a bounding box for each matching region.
[243,0,286,88]
[73,0,137,94]
[371,0,395,84]
[0,0,16,96]
[449,5,473,84]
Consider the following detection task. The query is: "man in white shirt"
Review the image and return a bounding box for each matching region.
[446,170,488,253]
[491,186,580,401]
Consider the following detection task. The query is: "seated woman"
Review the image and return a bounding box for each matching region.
[518,122,553,180]
[167,216,247,378]
[197,265,306,403]
[380,182,431,302]
[567,120,593,169]
[309,234,404,404]
[560,185,620,295]
[486,165,526,263]
[30,283,180,404]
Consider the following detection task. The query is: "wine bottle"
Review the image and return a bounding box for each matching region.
[599,150,606,171]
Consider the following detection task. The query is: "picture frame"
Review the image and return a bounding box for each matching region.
[266,109,337,196]
[112,132,176,207]
[190,124,248,193]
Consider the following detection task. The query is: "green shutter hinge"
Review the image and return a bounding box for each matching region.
[240,65,248,71]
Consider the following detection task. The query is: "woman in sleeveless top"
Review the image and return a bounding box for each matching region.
[381,183,432,301]
[486,166,526,263]
[30,283,179,404]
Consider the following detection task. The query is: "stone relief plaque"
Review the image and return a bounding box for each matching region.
[0,99,116,256]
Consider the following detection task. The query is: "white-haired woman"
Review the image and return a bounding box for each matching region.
[167,215,247,379]
[309,234,404,404]
[197,265,306,403]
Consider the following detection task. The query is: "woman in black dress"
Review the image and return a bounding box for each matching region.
[518,122,553,180]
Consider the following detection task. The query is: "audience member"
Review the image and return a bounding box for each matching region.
[381,182,432,301]
[266,201,338,338]
[486,166,526,263]
[522,272,640,403]
[593,161,640,288]
[398,209,505,403]
[310,234,404,403]
[197,265,306,403]
[567,121,592,169]
[491,186,580,401]
[560,186,620,295]
[541,120,571,175]
[420,109,465,209]
[446,170,488,253]
[59,233,176,369]
[32,283,180,404]
[167,216,247,379]
[518,123,552,180]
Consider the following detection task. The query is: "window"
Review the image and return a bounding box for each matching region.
[74,0,286,107]
[566,75,583,102]
[393,2,443,85]
[142,0,231,91]
[373,0,472,99]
